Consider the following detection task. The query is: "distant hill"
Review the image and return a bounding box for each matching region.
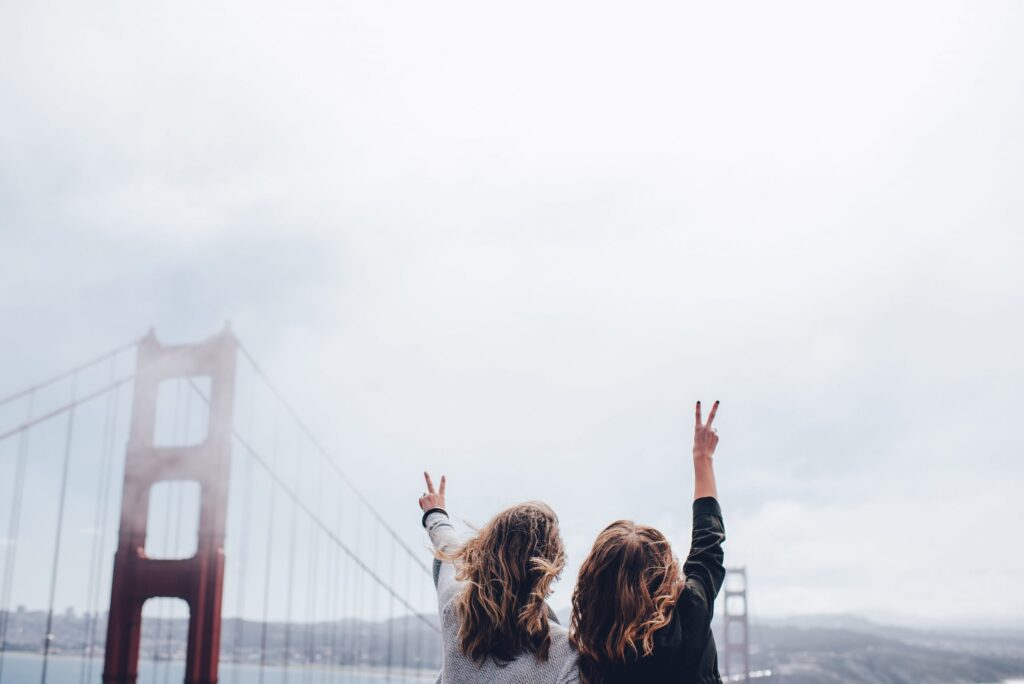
[746,616,1024,684]
[3,608,1023,682]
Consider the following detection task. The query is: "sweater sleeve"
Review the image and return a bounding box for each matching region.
[680,497,726,625]
[423,509,464,612]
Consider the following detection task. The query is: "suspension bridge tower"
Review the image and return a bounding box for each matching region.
[103,328,238,684]
[722,566,751,682]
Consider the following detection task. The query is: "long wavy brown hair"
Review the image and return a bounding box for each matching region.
[441,501,566,666]
[569,520,684,683]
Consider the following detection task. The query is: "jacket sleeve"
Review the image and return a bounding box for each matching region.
[680,497,726,625]
[423,509,464,612]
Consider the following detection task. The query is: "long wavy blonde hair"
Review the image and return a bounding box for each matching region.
[569,520,684,683]
[441,501,566,665]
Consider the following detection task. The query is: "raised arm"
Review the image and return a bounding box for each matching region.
[418,471,462,610]
[679,401,726,625]
[692,400,720,501]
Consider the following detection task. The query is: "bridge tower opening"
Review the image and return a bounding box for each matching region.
[103,327,237,684]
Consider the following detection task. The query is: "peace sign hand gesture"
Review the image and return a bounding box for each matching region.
[693,400,720,462]
[418,471,447,512]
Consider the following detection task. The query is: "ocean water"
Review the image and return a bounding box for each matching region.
[0,653,435,683]
[4,654,1019,684]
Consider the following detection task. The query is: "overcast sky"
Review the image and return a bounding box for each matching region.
[1,0,1023,629]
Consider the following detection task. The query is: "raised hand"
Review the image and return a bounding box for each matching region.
[693,400,720,461]
[418,471,447,512]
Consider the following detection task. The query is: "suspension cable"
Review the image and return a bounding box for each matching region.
[231,387,256,684]
[0,375,135,444]
[184,380,440,634]
[80,356,120,684]
[256,418,280,684]
[302,456,324,682]
[387,538,396,681]
[0,339,137,409]
[236,344,431,576]
[40,372,79,684]
[231,441,253,683]
[322,504,336,680]
[2,335,441,679]
[416,556,427,672]
[282,434,301,684]
[352,504,364,678]
[83,377,122,683]
[0,391,34,684]
[402,549,411,678]
[329,502,343,679]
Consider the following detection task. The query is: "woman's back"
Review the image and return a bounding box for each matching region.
[434,572,578,684]
[419,474,578,684]
[570,400,726,684]
[573,498,725,683]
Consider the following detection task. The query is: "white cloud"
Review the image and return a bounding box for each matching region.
[1,0,1022,625]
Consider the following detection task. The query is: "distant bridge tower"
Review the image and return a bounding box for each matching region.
[103,328,238,684]
[722,566,751,682]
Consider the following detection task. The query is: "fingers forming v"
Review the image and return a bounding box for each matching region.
[706,400,719,428]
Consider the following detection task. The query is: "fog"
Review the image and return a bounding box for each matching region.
[1,0,1022,628]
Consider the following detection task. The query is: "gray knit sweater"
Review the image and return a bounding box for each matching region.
[424,510,580,684]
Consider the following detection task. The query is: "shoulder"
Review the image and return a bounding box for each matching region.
[439,586,465,631]
[547,623,581,682]
[673,584,714,637]
[548,623,577,659]
[548,619,575,651]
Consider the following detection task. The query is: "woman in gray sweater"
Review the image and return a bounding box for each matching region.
[418,473,579,683]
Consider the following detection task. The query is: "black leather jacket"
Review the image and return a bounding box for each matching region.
[590,497,727,683]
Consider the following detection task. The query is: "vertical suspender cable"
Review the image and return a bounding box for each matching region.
[80,356,120,684]
[186,349,441,680]
[80,365,113,681]
[352,505,363,682]
[283,431,302,684]
[40,373,79,684]
[0,391,34,684]
[304,452,322,683]
[322,507,335,683]
[235,346,432,576]
[301,444,312,681]
[232,388,256,684]
[231,348,439,677]
[386,540,395,681]
[83,374,122,684]
[372,524,380,679]
[329,503,343,682]
[340,504,350,681]
[257,419,280,684]
[402,552,411,678]
[231,448,253,683]
[417,560,427,672]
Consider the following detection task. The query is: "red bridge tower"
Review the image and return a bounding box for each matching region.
[103,328,237,684]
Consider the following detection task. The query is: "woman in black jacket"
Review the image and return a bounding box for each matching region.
[569,400,726,684]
